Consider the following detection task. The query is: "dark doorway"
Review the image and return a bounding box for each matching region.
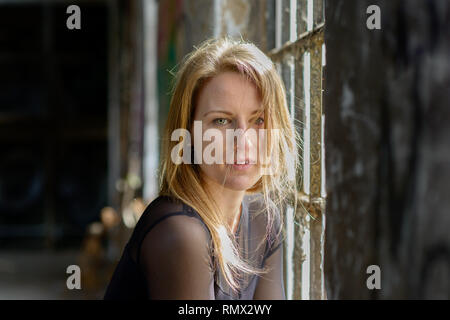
[0,2,109,249]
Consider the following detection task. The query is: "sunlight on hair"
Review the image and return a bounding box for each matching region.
[159,36,300,292]
[215,224,243,290]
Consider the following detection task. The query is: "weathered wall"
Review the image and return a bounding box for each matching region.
[324,0,450,299]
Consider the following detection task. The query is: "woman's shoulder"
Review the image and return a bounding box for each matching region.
[134,195,212,241]
[141,194,185,216]
[131,195,213,266]
[136,195,202,224]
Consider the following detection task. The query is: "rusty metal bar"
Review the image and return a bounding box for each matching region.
[294,54,305,199]
[268,23,324,62]
[308,40,324,300]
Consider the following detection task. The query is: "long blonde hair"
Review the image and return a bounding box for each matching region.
[159,37,299,292]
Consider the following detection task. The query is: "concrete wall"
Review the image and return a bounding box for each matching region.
[324,0,450,299]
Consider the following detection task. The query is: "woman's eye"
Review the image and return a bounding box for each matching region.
[214,118,229,126]
[255,117,264,125]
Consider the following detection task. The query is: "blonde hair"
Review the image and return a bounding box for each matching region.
[159,37,299,292]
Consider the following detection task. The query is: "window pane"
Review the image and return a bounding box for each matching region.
[313,0,324,28]
[296,0,308,35]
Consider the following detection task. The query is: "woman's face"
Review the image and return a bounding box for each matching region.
[191,71,265,191]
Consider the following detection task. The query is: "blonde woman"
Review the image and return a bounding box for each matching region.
[104,37,299,300]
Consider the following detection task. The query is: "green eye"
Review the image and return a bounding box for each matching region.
[255,117,264,125]
[214,118,229,125]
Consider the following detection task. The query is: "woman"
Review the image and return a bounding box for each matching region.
[104,37,299,300]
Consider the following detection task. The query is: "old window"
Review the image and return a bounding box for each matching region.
[267,0,326,300]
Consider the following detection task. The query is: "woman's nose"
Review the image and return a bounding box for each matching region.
[233,122,256,162]
[234,120,251,144]
[234,130,251,147]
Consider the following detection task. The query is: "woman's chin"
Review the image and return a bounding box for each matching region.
[220,176,260,191]
[200,165,261,191]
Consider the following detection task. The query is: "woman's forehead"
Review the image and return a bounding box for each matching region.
[196,72,262,114]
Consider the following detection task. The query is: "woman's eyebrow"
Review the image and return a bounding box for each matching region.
[203,110,233,117]
[203,108,263,117]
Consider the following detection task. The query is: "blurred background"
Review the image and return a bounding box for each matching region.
[0,0,449,299]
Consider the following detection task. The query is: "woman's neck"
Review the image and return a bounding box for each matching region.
[202,175,245,234]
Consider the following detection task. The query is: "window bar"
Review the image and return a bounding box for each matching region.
[320,41,327,300]
[307,0,313,31]
[275,0,282,49]
[293,50,306,300]
[286,205,295,300]
[301,50,311,300]
[290,0,297,42]
[281,55,295,299]
[309,40,324,300]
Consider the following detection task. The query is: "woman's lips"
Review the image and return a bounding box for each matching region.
[231,160,253,171]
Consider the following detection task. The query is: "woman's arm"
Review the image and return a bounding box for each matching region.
[253,244,286,300]
[139,215,215,299]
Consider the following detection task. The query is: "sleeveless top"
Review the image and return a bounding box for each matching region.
[103,193,285,300]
